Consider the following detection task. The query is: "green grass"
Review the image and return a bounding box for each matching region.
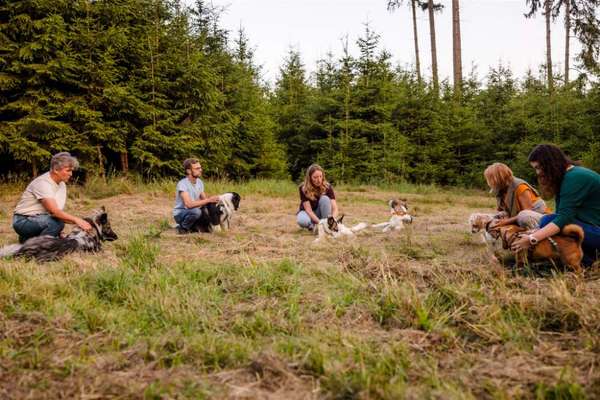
[0,178,598,398]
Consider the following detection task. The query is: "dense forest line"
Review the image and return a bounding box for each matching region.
[1,0,599,187]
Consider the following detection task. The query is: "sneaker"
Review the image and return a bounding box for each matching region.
[176,226,190,235]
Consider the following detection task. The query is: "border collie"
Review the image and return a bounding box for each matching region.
[0,207,118,262]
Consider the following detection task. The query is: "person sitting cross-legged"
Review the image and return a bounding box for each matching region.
[296,164,338,232]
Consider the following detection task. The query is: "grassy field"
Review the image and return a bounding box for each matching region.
[0,178,599,399]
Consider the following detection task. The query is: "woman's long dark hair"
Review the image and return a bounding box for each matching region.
[527,144,573,198]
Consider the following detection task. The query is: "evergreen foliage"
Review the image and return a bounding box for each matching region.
[0,1,599,186]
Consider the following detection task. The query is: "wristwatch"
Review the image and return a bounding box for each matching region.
[528,235,539,245]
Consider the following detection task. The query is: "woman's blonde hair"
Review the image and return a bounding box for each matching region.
[301,164,329,201]
[484,163,514,191]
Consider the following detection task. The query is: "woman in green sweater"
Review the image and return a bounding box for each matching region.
[511,144,600,266]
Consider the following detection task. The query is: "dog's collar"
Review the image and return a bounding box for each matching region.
[84,217,101,237]
[485,218,499,232]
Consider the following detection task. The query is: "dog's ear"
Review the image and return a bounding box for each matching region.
[337,214,344,224]
[97,211,108,225]
[100,205,106,212]
[327,216,336,228]
[232,192,241,210]
[388,199,395,208]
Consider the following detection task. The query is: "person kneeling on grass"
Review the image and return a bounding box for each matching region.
[511,144,600,267]
[12,152,92,243]
[172,158,220,234]
[296,164,339,232]
[484,162,551,230]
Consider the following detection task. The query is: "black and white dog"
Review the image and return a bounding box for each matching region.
[215,192,241,231]
[0,207,118,262]
[191,203,224,233]
[314,214,369,243]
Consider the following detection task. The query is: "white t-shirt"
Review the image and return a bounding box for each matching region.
[14,172,67,216]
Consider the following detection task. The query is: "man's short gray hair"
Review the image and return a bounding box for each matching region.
[50,152,79,171]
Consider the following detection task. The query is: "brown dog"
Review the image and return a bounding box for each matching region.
[492,224,584,272]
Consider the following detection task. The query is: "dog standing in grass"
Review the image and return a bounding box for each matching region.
[496,223,584,271]
[215,192,241,231]
[468,212,512,262]
[0,207,118,262]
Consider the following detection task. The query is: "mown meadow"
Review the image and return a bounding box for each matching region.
[0,178,599,399]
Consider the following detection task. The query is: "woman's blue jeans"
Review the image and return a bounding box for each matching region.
[540,214,600,266]
[297,196,332,229]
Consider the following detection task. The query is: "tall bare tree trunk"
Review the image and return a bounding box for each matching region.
[564,0,571,84]
[411,0,422,83]
[97,145,105,179]
[452,0,463,97]
[120,152,129,175]
[427,0,439,94]
[545,0,554,93]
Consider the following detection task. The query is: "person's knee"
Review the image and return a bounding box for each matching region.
[188,207,202,217]
[297,212,312,228]
[539,213,557,228]
[44,218,64,236]
[318,195,331,206]
[517,210,540,229]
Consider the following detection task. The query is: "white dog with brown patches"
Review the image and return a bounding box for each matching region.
[372,199,414,232]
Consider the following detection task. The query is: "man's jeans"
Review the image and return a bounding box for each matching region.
[540,214,600,266]
[13,214,65,243]
[297,195,332,229]
[174,208,203,231]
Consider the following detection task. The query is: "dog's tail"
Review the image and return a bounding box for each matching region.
[562,224,584,246]
[0,243,22,258]
[350,222,369,233]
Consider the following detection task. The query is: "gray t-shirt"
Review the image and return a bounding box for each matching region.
[14,172,67,216]
[173,177,204,216]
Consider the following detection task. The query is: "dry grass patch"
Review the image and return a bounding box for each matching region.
[0,179,598,399]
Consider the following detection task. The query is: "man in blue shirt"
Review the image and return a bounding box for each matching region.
[173,158,220,234]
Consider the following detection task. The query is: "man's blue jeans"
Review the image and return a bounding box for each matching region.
[297,195,332,229]
[13,214,65,243]
[174,208,203,231]
[540,214,600,266]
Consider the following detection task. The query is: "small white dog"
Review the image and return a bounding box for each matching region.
[372,198,414,232]
[313,215,369,243]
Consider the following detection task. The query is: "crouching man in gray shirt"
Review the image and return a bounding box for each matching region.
[173,158,220,234]
[13,152,92,243]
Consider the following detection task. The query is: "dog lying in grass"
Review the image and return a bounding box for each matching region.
[314,215,369,243]
[494,224,584,272]
[0,207,118,262]
[372,198,414,233]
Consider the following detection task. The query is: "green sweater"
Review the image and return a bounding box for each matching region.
[554,166,600,228]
